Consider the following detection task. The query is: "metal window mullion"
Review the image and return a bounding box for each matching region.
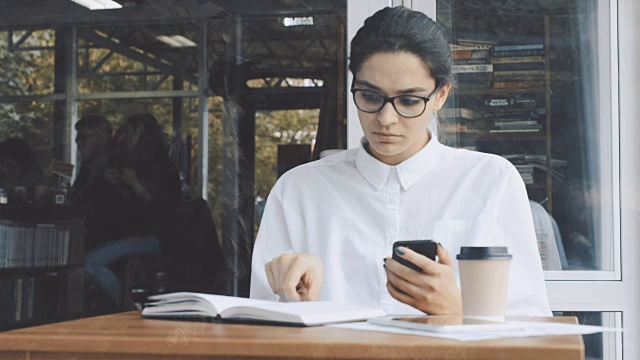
[197,20,209,200]
[66,26,79,173]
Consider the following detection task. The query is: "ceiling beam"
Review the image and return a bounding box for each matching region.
[79,29,198,85]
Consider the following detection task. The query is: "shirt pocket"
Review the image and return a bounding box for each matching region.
[427,216,498,250]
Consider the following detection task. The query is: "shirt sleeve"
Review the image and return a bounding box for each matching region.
[250,176,294,301]
[493,165,552,316]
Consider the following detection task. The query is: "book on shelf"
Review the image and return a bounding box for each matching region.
[493,124,543,131]
[491,49,545,57]
[503,154,566,183]
[492,62,546,72]
[438,108,478,120]
[451,64,493,73]
[492,80,545,89]
[0,222,70,268]
[493,70,546,81]
[494,120,539,127]
[491,56,545,64]
[484,97,538,108]
[489,128,542,133]
[451,49,491,61]
[485,111,538,121]
[493,43,544,52]
[454,59,491,65]
[141,292,387,326]
[449,43,492,51]
[439,124,485,134]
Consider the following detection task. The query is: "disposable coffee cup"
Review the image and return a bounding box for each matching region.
[456,246,512,321]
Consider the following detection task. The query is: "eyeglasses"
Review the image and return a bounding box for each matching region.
[350,83,442,118]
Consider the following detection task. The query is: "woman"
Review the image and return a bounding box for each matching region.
[84,113,180,310]
[250,6,550,316]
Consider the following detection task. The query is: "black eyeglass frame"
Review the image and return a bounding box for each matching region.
[350,82,443,118]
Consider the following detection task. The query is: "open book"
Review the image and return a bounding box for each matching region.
[141,292,386,326]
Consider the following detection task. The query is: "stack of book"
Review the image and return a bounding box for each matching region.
[0,222,70,268]
[503,154,567,184]
[450,43,493,89]
[515,164,535,184]
[490,44,546,89]
[486,111,541,133]
[438,107,486,134]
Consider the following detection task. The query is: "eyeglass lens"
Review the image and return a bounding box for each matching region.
[353,90,426,117]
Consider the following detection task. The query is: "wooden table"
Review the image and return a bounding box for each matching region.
[0,311,584,360]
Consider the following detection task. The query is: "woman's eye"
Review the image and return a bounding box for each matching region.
[398,96,421,107]
[361,92,382,103]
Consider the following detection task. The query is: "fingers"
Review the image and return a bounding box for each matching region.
[436,243,454,266]
[301,268,323,301]
[265,253,322,302]
[386,268,423,298]
[392,247,438,275]
[282,260,305,301]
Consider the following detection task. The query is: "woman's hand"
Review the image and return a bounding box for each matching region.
[121,167,138,187]
[121,167,153,203]
[385,244,462,315]
[265,253,323,302]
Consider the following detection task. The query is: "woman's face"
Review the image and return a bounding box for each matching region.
[123,124,142,151]
[355,51,450,165]
[75,129,105,160]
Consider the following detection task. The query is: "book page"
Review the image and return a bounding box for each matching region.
[145,292,268,316]
[221,301,386,326]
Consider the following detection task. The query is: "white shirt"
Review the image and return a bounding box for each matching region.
[250,136,552,316]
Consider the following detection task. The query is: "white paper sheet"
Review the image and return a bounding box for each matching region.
[329,320,620,341]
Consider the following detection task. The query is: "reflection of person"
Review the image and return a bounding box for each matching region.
[72,115,127,250]
[250,6,551,316]
[0,137,44,199]
[84,113,180,310]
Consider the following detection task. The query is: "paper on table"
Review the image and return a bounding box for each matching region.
[329,320,621,342]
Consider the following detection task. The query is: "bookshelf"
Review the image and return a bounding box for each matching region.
[440,15,562,213]
[0,204,84,331]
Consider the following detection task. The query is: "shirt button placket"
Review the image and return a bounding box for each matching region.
[380,168,401,311]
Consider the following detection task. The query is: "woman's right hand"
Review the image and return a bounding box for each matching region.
[265,253,323,302]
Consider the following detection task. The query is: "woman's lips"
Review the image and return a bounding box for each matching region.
[373,132,400,142]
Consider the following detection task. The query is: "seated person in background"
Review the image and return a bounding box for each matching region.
[72,115,128,250]
[84,113,180,310]
[0,137,44,201]
[250,6,551,316]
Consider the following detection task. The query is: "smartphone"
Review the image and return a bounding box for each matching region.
[392,240,437,272]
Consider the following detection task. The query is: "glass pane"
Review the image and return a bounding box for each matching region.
[1,0,347,324]
[206,1,347,297]
[553,311,621,360]
[0,30,55,96]
[436,0,615,271]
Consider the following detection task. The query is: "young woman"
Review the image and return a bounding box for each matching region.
[250,6,551,316]
[84,113,180,310]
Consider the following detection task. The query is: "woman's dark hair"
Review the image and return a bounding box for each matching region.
[0,137,39,170]
[124,113,169,166]
[349,6,453,85]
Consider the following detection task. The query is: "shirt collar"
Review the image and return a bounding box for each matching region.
[355,132,445,191]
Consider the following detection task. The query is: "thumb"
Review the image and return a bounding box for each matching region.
[437,243,454,266]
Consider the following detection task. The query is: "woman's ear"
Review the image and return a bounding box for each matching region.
[432,83,452,111]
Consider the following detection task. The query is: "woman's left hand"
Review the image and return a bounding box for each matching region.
[385,243,462,315]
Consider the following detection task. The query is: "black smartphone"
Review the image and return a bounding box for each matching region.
[392,240,438,272]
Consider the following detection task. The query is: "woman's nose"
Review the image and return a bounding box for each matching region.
[376,102,399,126]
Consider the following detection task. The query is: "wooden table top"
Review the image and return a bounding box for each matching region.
[0,311,584,360]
